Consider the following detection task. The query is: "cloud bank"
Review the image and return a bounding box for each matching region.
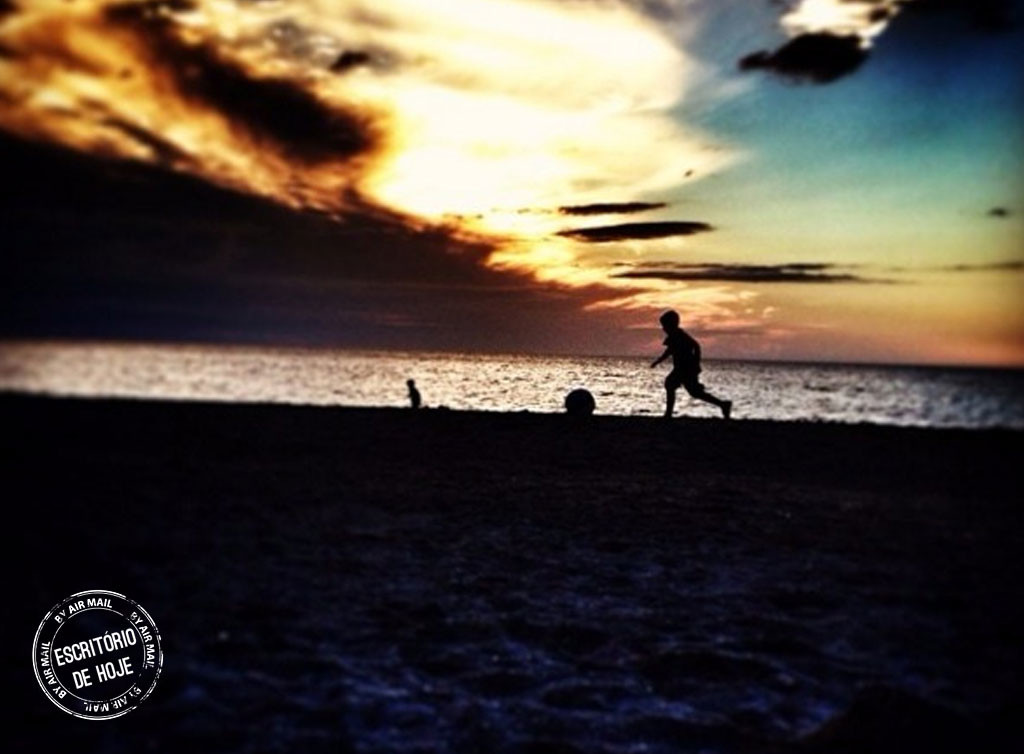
[612,262,891,284]
[740,33,867,83]
[558,202,668,216]
[558,221,713,243]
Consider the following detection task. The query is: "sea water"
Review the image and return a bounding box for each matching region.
[1,340,1022,429]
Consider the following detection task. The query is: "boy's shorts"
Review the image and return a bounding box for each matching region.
[666,369,703,395]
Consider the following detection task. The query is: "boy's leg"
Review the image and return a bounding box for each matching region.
[685,381,732,418]
[664,371,680,418]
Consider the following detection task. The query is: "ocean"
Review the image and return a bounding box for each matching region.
[2,340,1022,429]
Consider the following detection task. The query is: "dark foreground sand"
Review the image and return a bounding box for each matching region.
[4,395,1023,753]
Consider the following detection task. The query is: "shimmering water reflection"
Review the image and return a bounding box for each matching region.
[2,341,1022,429]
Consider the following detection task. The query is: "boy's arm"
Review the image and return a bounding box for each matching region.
[651,348,670,368]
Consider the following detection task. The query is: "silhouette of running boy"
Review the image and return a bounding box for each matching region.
[650,310,732,419]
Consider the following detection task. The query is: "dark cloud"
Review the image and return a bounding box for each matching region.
[988,207,1011,218]
[557,221,712,243]
[106,2,378,163]
[624,258,1024,283]
[0,0,17,19]
[0,131,644,353]
[878,259,1024,273]
[937,260,1024,272]
[0,130,486,320]
[330,50,373,73]
[739,33,868,84]
[612,262,891,284]
[558,202,667,216]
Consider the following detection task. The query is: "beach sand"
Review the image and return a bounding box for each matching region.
[4,395,1022,752]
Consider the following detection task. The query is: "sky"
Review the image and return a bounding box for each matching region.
[1,0,1022,364]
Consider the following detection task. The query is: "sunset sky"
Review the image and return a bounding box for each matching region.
[1,0,1022,364]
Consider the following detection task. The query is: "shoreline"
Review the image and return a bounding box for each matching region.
[3,389,1024,433]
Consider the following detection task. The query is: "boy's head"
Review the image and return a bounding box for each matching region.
[659,310,680,331]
